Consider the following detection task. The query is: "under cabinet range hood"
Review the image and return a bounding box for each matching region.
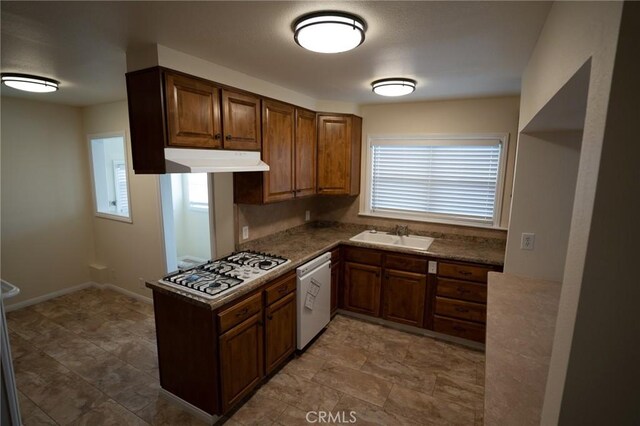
[164,148,269,173]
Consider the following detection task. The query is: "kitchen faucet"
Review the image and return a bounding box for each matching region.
[394,224,409,236]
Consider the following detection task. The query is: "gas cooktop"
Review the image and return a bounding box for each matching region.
[159,251,290,299]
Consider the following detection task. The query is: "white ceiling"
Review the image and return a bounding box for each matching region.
[0,1,551,107]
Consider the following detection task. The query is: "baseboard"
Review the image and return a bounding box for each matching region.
[5,281,154,312]
[335,309,485,351]
[159,388,219,425]
[96,282,153,304]
[4,282,95,312]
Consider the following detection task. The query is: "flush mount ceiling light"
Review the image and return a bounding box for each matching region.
[293,11,366,54]
[371,78,417,97]
[1,73,59,93]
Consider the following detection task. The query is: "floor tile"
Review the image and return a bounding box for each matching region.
[384,384,476,425]
[18,390,58,425]
[273,404,310,426]
[136,396,209,426]
[229,392,287,425]
[360,352,437,394]
[69,399,149,426]
[306,340,368,369]
[432,373,485,410]
[332,394,420,426]
[258,371,342,412]
[280,352,326,380]
[312,362,393,407]
[404,341,477,384]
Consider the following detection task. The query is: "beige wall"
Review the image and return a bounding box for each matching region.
[1,97,95,306]
[82,101,166,298]
[314,96,519,238]
[513,2,625,424]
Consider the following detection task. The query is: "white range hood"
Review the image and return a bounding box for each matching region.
[164,148,269,173]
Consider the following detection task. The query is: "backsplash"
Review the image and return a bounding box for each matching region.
[236,197,318,243]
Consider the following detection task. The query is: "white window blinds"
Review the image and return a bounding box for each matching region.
[370,138,502,224]
[187,173,209,210]
[113,161,129,216]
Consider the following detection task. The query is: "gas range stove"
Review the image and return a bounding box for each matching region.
[159,251,290,299]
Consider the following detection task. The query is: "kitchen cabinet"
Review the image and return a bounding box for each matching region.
[317,114,362,196]
[432,260,498,343]
[222,89,262,151]
[165,71,222,149]
[343,262,382,317]
[264,273,296,375]
[382,269,427,328]
[234,104,316,204]
[218,292,264,412]
[330,247,341,315]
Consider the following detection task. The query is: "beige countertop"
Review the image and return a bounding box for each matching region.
[147,222,505,310]
[484,272,562,425]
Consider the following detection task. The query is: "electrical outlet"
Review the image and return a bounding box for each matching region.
[305,210,311,222]
[242,226,249,240]
[521,233,535,250]
[428,261,438,274]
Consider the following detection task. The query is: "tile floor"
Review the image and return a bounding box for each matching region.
[7,287,485,425]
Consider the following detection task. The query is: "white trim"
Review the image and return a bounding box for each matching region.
[336,309,485,351]
[87,131,133,224]
[362,133,509,229]
[4,281,153,312]
[159,389,220,425]
[4,282,95,312]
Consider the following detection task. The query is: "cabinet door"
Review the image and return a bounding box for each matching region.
[343,262,382,316]
[330,261,341,315]
[265,292,296,375]
[219,313,264,412]
[295,109,317,197]
[382,269,427,328]
[317,115,352,195]
[222,90,261,151]
[262,100,295,202]
[165,72,222,148]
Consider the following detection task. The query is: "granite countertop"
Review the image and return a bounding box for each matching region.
[146,222,506,310]
[484,272,562,425]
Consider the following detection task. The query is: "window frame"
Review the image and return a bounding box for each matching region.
[185,173,209,212]
[361,133,509,229]
[87,131,133,223]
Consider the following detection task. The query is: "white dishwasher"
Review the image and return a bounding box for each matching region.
[296,252,331,350]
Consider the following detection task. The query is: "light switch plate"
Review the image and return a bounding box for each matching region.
[428,261,438,274]
[242,226,249,240]
[305,210,311,221]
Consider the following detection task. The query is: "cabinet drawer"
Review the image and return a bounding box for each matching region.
[384,254,427,274]
[437,278,487,303]
[344,247,383,266]
[434,315,486,343]
[330,248,341,263]
[264,272,296,306]
[438,262,492,283]
[435,297,486,323]
[218,292,263,334]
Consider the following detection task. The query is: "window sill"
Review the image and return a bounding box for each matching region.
[95,212,132,224]
[358,210,508,231]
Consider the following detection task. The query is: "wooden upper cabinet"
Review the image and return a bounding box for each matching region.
[317,114,362,196]
[294,108,317,197]
[222,90,261,151]
[165,72,222,148]
[262,100,295,203]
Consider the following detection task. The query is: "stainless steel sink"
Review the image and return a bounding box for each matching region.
[349,230,434,251]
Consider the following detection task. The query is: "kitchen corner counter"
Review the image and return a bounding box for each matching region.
[146,222,505,310]
[484,272,561,426]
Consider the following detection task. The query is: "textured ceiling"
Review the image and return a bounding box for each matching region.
[0,1,551,107]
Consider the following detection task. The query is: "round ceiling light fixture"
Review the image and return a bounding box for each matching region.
[293,11,366,54]
[1,73,59,93]
[371,78,417,97]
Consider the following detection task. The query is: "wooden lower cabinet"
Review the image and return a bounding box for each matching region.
[343,262,382,316]
[265,292,296,375]
[382,269,427,327]
[219,312,264,412]
[330,261,341,315]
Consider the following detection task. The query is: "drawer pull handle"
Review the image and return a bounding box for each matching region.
[267,314,273,320]
[457,287,470,294]
[235,307,249,317]
[214,133,222,140]
[453,326,466,332]
[455,307,469,313]
[225,134,232,140]
[278,286,288,294]
[458,270,472,276]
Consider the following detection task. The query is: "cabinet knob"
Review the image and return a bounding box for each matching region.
[214,133,222,140]
[225,134,232,140]
[267,314,273,320]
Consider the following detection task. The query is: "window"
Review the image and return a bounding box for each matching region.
[363,134,508,227]
[187,173,208,211]
[89,133,132,222]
